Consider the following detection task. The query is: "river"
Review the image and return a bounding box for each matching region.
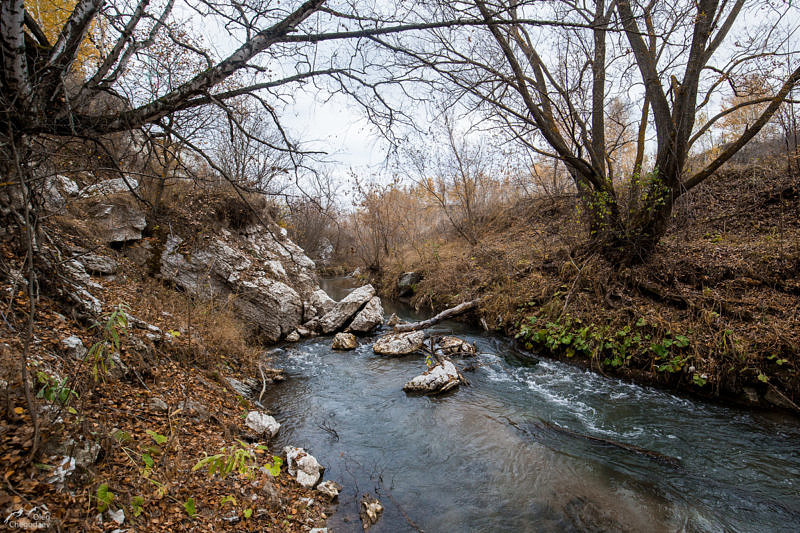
[260,277,800,532]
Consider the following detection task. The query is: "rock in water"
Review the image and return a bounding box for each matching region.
[397,271,422,297]
[373,331,426,355]
[438,336,477,356]
[285,330,301,342]
[245,411,281,438]
[304,289,336,321]
[347,296,384,333]
[359,494,384,530]
[317,285,376,333]
[403,360,461,394]
[316,480,342,501]
[284,447,324,488]
[332,332,358,350]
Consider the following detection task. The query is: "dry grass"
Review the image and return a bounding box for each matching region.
[374,162,800,407]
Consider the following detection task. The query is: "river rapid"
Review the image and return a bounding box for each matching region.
[260,277,800,532]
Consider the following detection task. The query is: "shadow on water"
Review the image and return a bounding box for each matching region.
[259,277,800,532]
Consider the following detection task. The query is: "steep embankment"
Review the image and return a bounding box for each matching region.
[0,176,344,531]
[378,167,800,412]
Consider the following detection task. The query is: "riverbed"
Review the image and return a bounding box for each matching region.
[261,278,800,532]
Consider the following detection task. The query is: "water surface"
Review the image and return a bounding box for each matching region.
[261,277,800,532]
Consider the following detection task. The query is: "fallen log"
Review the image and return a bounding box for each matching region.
[392,299,480,332]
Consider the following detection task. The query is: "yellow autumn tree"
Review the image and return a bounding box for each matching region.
[27,0,101,74]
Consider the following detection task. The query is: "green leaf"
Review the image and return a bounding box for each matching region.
[757,373,769,383]
[265,456,282,477]
[184,497,197,517]
[243,508,252,519]
[220,495,237,507]
[132,496,144,517]
[142,453,154,468]
[146,429,168,445]
[97,483,115,512]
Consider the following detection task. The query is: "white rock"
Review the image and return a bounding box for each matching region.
[360,494,383,530]
[86,203,146,243]
[304,289,337,322]
[245,411,280,438]
[60,335,87,360]
[403,360,461,394]
[347,296,384,333]
[331,332,358,350]
[317,285,376,334]
[285,330,301,342]
[80,177,139,197]
[437,336,476,356]
[107,508,125,525]
[316,480,341,501]
[373,331,426,355]
[148,397,168,412]
[78,253,118,275]
[284,446,323,488]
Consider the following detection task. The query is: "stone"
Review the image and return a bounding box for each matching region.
[285,330,301,342]
[437,336,476,356]
[403,359,461,394]
[78,253,118,275]
[310,529,328,533]
[305,289,336,321]
[80,177,139,197]
[160,234,309,342]
[397,271,422,297]
[60,336,87,360]
[742,387,760,405]
[316,480,341,501]
[317,285,376,334]
[245,411,281,438]
[45,438,101,472]
[42,175,79,211]
[107,353,129,381]
[359,494,383,530]
[226,376,257,397]
[87,202,146,243]
[764,386,798,410]
[347,296,384,333]
[284,446,323,489]
[386,313,401,327]
[107,508,125,525]
[177,399,210,421]
[373,331,426,355]
[148,397,169,412]
[332,333,358,351]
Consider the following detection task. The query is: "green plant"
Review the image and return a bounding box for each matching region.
[96,483,115,512]
[184,497,197,517]
[35,371,78,412]
[87,304,130,382]
[192,440,275,479]
[131,496,145,517]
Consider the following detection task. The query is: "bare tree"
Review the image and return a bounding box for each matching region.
[377,0,800,262]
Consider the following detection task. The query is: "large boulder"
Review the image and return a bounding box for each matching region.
[77,253,118,275]
[347,296,384,333]
[284,446,323,488]
[403,360,461,394]
[42,175,79,211]
[304,289,336,322]
[317,284,376,334]
[397,272,422,297]
[160,233,311,342]
[86,202,146,243]
[373,331,426,355]
[79,176,139,197]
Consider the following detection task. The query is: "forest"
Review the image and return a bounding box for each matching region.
[1,0,799,531]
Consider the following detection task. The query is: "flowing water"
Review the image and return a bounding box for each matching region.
[261,277,800,532]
